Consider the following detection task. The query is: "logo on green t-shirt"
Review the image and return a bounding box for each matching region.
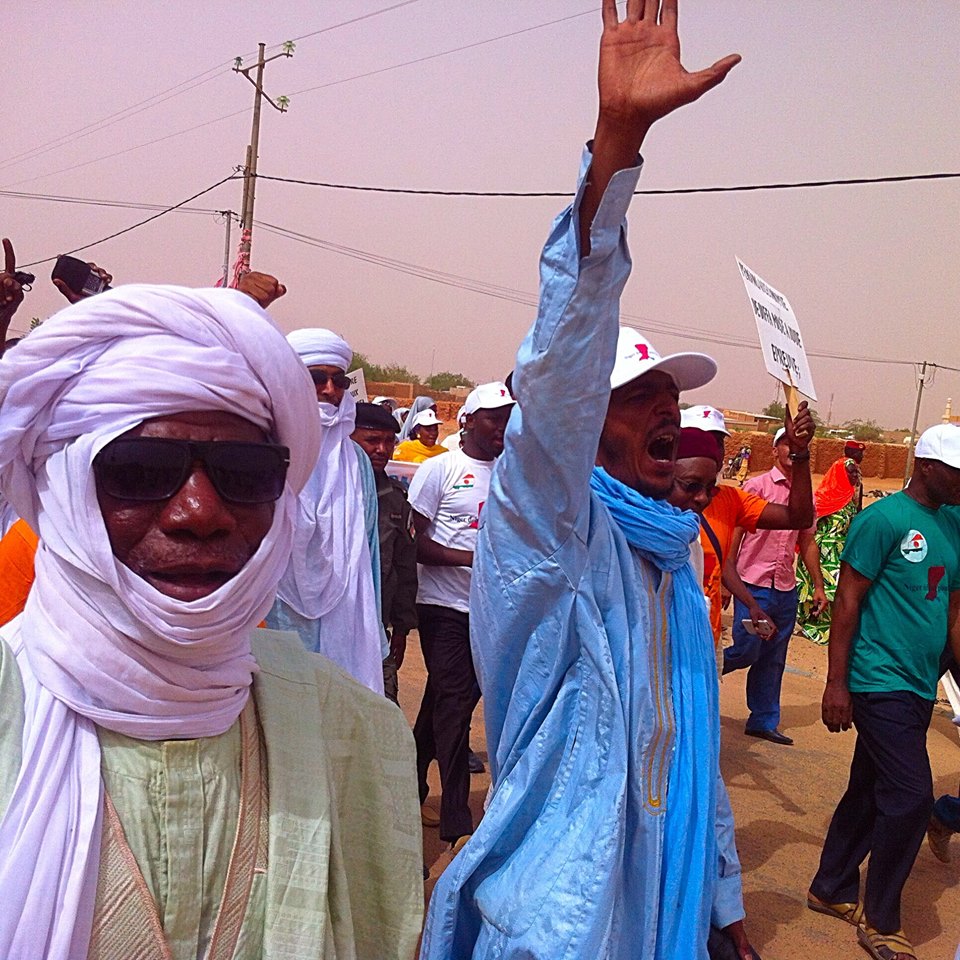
[900,529,927,563]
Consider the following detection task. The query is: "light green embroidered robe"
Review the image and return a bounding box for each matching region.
[0,628,424,960]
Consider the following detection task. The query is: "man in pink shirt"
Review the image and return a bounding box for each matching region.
[723,428,827,744]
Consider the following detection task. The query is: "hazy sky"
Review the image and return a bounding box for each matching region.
[4,1,959,430]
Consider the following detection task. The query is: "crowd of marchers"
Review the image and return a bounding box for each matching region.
[1,4,960,960]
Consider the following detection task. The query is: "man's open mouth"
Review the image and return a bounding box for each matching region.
[647,433,678,463]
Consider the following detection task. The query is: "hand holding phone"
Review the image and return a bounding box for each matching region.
[51,255,112,303]
[741,618,775,640]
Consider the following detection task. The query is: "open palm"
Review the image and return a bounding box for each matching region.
[599,0,739,129]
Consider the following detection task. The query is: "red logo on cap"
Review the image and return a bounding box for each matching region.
[500,389,506,396]
[702,410,711,419]
[635,344,650,361]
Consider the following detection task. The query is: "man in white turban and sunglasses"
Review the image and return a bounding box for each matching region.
[267,327,389,695]
[0,285,421,959]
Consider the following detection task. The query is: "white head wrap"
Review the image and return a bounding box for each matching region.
[0,285,320,960]
[286,326,352,371]
[398,395,437,441]
[276,328,384,693]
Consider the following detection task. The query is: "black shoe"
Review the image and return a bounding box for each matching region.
[468,749,485,774]
[745,727,793,745]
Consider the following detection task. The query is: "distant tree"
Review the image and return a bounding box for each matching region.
[351,351,416,384]
[841,418,884,442]
[762,400,785,419]
[679,402,691,410]
[426,371,474,391]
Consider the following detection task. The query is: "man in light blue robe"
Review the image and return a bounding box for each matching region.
[420,2,753,957]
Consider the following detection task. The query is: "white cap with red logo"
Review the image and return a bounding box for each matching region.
[464,381,515,415]
[680,404,730,436]
[412,409,443,427]
[610,326,716,392]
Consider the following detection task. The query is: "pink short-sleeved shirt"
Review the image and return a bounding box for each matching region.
[735,466,815,591]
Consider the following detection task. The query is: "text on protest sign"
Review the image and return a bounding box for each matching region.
[347,368,368,403]
[736,259,817,401]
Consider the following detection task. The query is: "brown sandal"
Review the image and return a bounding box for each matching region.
[806,890,864,926]
[856,925,917,959]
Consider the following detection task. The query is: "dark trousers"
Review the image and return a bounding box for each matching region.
[725,584,798,732]
[810,691,934,933]
[413,604,481,842]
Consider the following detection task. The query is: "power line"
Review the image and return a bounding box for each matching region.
[0,187,222,216]
[288,0,424,43]
[1,1,425,179]
[286,7,598,99]
[18,174,239,268]
[0,64,234,174]
[254,169,960,197]
[1,8,599,189]
[0,113,247,190]
[255,218,956,372]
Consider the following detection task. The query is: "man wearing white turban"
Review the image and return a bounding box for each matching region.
[267,327,389,694]
[0,286,422,960]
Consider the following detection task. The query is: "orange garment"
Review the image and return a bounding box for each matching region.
[701,486,768,642]
[0,519,38,626]
[814,456,856,519]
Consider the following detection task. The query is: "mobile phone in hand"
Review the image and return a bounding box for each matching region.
[741,618,775,640]
[51,255,110,298]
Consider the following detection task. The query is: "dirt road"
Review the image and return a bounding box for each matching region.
[399,618,960,958]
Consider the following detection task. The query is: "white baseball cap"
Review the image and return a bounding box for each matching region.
[464,381,515,415]
[915,424,960,469]
[610,326,717,392]
[413,409,443,428]
[680,404,730,436]
[773,427,787,445]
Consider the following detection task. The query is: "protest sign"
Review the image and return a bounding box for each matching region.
[386,459,419,491]
[347,368,368,403]
[736,259,817,409]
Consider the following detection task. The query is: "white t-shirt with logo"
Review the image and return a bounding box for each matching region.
[407,447,494,613]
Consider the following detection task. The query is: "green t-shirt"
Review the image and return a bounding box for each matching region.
[843,491,960,699]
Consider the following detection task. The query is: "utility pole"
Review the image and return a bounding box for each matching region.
[234,41,294,276]
[216,210,236,287]
[903,360,930,485]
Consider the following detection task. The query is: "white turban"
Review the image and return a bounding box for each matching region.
[287,326,352,371]
[272,327,385,693]
[0,285,320,960]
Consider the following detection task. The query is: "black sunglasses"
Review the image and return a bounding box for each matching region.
[310,369,352,390]
[93,438,290,504]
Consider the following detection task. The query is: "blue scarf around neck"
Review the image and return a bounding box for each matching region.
[589,466,700,572]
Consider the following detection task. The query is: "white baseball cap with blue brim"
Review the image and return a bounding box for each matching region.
[610,326,717,393]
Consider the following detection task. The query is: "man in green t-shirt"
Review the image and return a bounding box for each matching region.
[807,424,960,960]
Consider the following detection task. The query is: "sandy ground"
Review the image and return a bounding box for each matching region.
[397,479,960,959]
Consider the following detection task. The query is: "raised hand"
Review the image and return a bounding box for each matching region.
[581,1,739,255]
[238,271,287,309]
[1,238,24,314]
[52,261,113,304]
[784,400,814,451]
[1,238,25,351]
[597,0,740,143]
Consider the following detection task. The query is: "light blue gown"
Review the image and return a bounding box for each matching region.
[420,149,742,959]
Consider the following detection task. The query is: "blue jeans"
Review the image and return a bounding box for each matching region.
[934,792,960,832]
[723,583,797,732]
